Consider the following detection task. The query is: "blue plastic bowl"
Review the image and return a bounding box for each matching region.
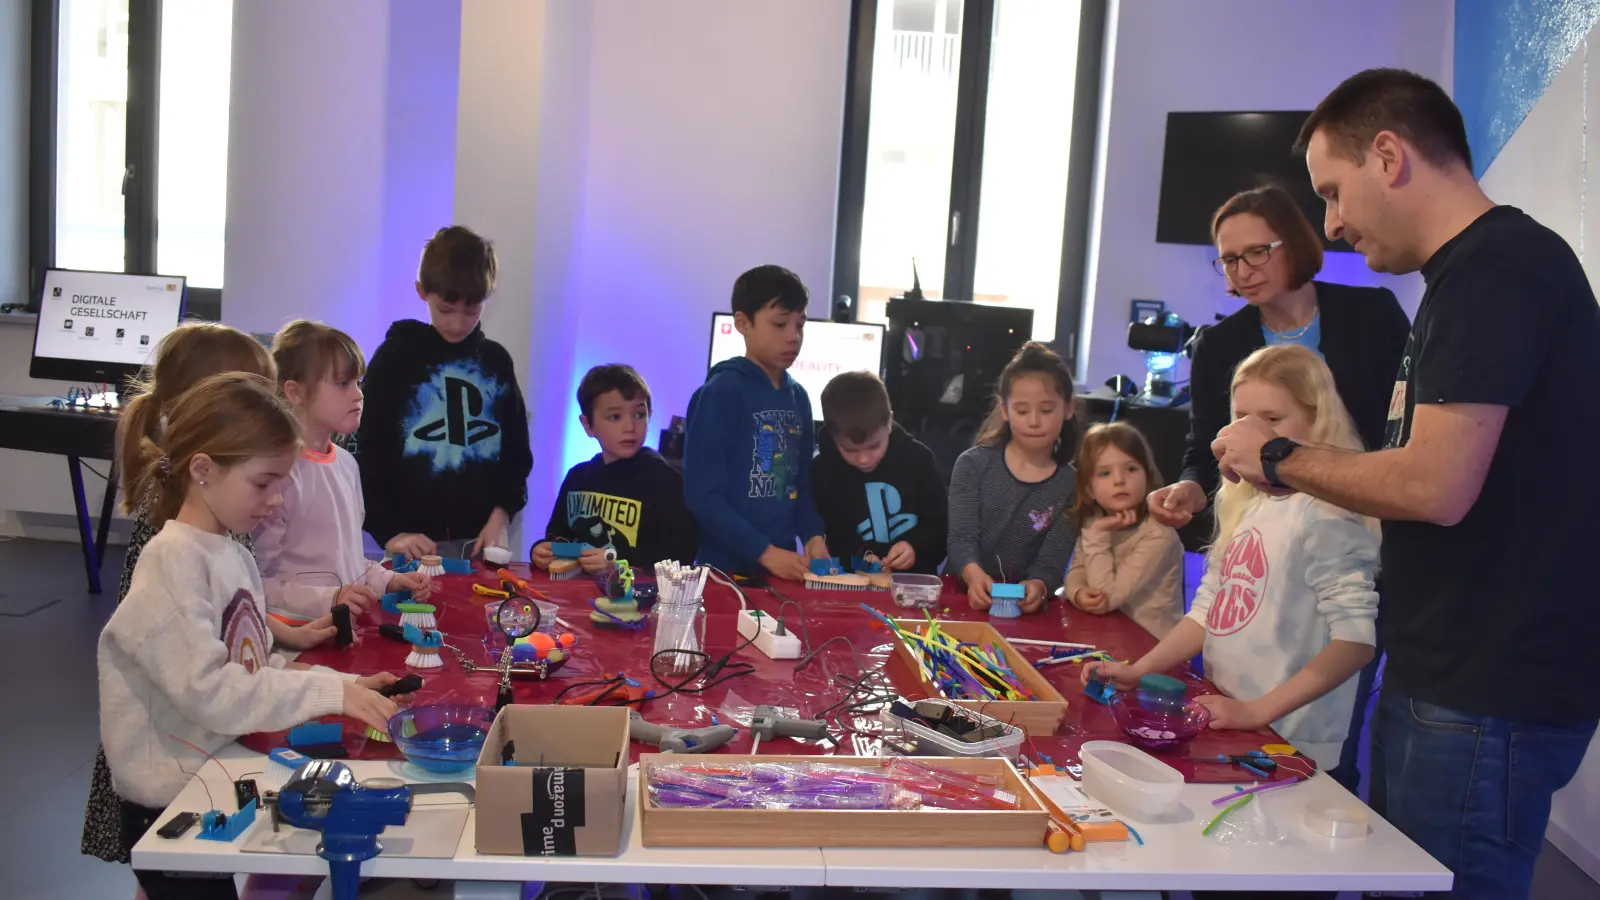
[388,704,495,775]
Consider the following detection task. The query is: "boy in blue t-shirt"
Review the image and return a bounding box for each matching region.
[683,265,827,580]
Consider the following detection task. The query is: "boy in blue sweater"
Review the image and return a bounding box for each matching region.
[684,265,827,581]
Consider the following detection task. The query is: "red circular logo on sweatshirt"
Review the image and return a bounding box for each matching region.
[1206,527,1268,636]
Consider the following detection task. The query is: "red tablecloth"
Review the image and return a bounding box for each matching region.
[243,565,1303,783]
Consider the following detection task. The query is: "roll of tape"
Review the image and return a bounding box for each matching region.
[1305,801,1369,839]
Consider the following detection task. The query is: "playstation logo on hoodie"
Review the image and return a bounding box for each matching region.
[403,360,506,472]
[412,375,501,447]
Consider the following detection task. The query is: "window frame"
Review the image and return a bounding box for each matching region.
[829,0,1108,370]
[27,0,222,319]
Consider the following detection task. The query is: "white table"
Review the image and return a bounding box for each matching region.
[133,748,1451,893]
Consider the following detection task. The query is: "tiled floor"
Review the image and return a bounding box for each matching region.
[2,536,1596,900]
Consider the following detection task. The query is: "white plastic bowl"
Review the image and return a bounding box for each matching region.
[1079,739,1184,820]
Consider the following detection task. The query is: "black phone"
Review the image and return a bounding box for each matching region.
[156,811,200,839]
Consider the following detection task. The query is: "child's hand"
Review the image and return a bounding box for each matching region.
[343,682,400,735]
[962,564,993,610]
[1073,588,1110,613]
[760,546,811,582]
[1020,579,1048,613]
[1090,509,1139,532]
[386,533,437,559]
[578,547,613,574]
[530,542,555,570]
[1081,659,1141,691]
[355,672,400,693]
[474,508,510,559]
[335,583,379,615]
[268,614,337,650]
[386,571,433,602]
[882,541,915,571]
[804,536,831,560]
[1195,694,1270,731]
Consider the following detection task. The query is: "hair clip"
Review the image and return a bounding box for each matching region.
[156,455,172,476]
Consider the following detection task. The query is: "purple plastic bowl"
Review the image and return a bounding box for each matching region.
[1110,694,1210,751]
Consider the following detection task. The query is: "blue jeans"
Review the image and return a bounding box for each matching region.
[1371,687,1597,899]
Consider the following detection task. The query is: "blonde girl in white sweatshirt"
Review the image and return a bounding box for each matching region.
[1085,345,1378,787]
[97,373,398,899]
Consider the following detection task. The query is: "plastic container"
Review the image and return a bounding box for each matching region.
[389,704,495,775]
[890,573,942,609]
[880,698,1026,760]
[1078,740,1184,820]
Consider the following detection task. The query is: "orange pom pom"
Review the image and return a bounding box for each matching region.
[557,633,576,648]
[528,632,556,653]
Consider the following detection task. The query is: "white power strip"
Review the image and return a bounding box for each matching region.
[736,609,802,660]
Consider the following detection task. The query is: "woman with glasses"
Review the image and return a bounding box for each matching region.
[1149,184,1408,795]
[1151,185,1409,531]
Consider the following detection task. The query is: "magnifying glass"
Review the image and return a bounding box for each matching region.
[495,596,542,644]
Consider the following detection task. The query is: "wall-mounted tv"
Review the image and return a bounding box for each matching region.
[1156,111,1345,250]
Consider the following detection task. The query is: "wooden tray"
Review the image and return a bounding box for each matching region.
[890,619,1070,734]
[638,754,1049,848]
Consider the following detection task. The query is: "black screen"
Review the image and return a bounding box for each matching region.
[1155,111,1343,249]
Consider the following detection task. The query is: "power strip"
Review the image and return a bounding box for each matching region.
[736,609,802,660]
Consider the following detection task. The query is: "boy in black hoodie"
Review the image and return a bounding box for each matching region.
[812,371,947,574]
[530,364,696,572]
[357,226,533,559]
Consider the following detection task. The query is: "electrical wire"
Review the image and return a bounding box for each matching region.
[175,763,215,811]
[703,565,747,610]
[167,734,233,783]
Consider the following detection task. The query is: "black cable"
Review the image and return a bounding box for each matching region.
[773,598,806,642]
[644,618,763,697]
[81,461,110,482]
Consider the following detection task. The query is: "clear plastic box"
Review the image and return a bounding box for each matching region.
[880,698,1026,760]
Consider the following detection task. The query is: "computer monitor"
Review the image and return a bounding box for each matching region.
[30,269,188,387]
[707,313,885,420]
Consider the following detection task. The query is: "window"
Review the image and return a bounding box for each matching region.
[832,0,1107,358]
[30,0,234,310]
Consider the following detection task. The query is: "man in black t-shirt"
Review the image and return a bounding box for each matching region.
[1212,69,1600,900]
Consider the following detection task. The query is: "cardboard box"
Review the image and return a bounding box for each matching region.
[474,705,629,857]
[890,619,1070,734]
[638,754,1050,848]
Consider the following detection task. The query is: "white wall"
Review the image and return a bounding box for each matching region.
[543,0,851,516]
[1477,19,1600,882]
[1078,0,1455,386]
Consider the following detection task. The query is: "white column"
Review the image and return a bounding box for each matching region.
[455,0,593,549]
[221,0,459,357]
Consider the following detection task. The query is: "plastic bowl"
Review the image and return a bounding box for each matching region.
[388,704,494,775]
[1110,693,1210,751]
[890,573,942,609]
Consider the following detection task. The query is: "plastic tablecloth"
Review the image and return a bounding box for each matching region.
[242,563,1303,784]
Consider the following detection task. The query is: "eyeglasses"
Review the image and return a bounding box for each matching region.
[1212,240,1283,275]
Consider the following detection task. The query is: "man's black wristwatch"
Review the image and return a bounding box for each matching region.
[1261,437,1300,489]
